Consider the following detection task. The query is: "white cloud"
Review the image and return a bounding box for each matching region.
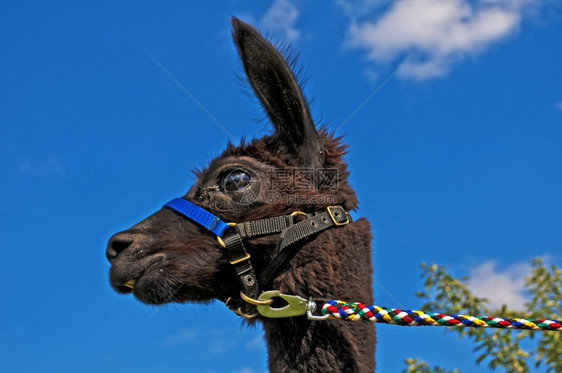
[344,0,542,80]
[260,0,301,42]
[468,260,529,310]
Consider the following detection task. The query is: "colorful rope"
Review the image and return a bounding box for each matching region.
[322,301,562,331]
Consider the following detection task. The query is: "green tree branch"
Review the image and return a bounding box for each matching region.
[404,258,561,373]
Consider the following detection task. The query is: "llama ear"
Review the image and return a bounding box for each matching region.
[231,17,324,168]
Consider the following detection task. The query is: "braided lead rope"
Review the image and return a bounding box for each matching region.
[322,301,562,331]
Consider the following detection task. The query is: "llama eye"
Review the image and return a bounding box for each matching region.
[221,169,251,192]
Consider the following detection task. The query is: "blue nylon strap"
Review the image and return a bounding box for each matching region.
[164,198,230,237]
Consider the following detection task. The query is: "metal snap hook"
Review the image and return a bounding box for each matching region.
[306,300,331,320]
[256,290,309,318]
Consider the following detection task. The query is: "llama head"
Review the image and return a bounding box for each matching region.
[106,18,359,306]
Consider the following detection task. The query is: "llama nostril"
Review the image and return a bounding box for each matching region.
[106,234,134,262]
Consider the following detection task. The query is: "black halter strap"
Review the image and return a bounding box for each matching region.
[164,198,351,316]
[261,206,351,285]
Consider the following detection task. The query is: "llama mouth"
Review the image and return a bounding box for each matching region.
[124,279,137,289]
[110,253,165,293]
[113,276,140,293]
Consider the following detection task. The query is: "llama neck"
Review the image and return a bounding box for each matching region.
[261,218,376,373]
[262,316,375,373]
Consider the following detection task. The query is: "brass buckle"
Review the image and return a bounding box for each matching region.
[290,210,307,224]
[216,223,251,265]
[327,206,350,226]
[290,211,307,218]
[240,291,273,306]
[231,307,259,319]
[216,222,237,248]
[229,253,251,265]
[225,296,259,319]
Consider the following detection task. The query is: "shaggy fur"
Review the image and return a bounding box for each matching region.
[106,18,375,372]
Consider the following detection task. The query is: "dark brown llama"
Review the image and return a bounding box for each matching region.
[106,18,375,372]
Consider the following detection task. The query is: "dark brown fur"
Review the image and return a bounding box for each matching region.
[106,18,375,372]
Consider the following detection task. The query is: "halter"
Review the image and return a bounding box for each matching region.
[164,197,351,317]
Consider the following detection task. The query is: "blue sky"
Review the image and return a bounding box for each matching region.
[1,1,561,372]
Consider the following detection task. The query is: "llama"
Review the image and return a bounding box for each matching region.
[106,18,375,372]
